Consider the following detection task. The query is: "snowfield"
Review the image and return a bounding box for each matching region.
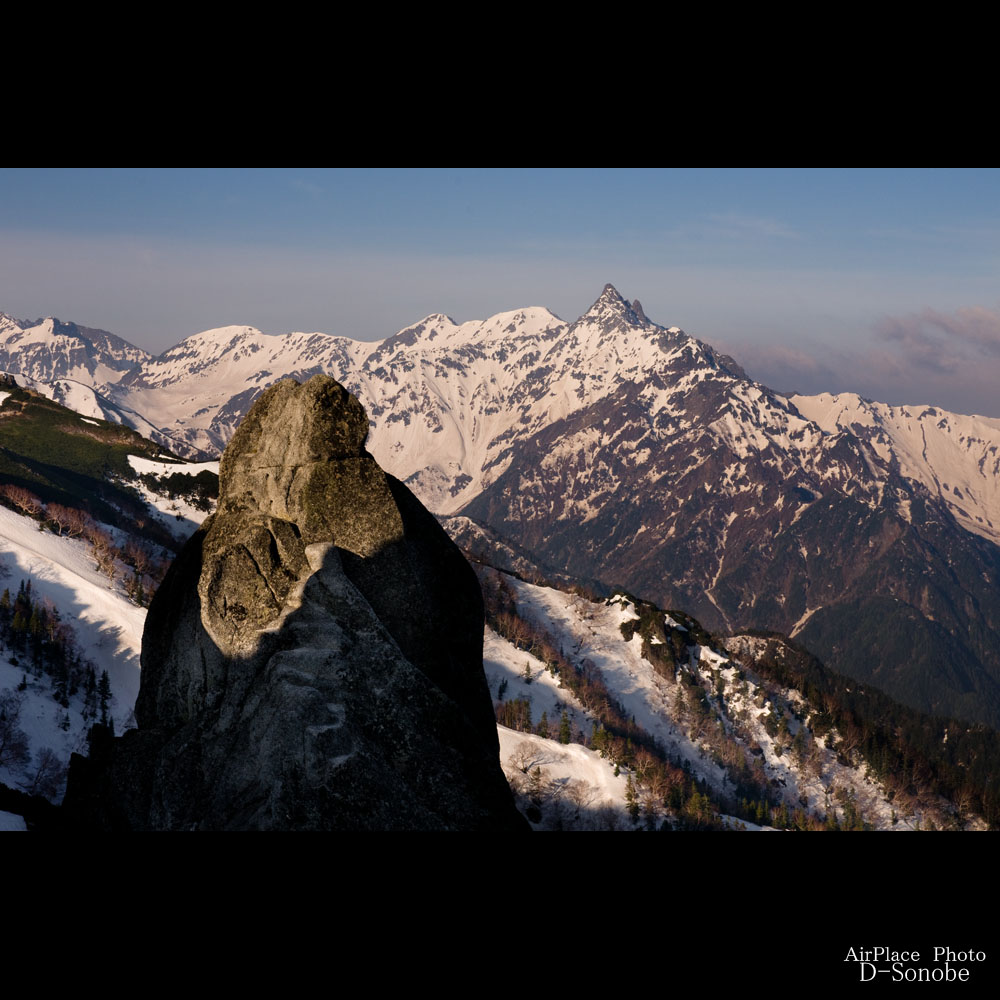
[0,504,145,713]
[126,455,218,540]
[504,578,734,795]
[484,570,970,830]
[497,725,632,826]
[0,810,27,831]
[792,391,1000,546]
[0,504,147,797]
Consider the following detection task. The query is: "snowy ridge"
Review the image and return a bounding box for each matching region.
[359,286,744,513]
[0,370,199,459]
[110,323,376,457]
[8,287,1000,734]
[792,391,1000,545]
[2,287,746,512]
[0,315,150,391]
[6,288,1000,541]
[485,571,978,830]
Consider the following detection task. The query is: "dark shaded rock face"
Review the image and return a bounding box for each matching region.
[67,375,524,830]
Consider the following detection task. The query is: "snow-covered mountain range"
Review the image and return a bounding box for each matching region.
[7,288,1000,537]
[4,287,1000,729]
[0,313,150,388]
[2,309,999,830]
[789,391,1000,546]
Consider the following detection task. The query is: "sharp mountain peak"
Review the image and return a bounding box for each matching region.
[579,283,657,333]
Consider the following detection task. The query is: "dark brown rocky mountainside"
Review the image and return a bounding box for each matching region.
[64,375,525,830]
[460,292,1000,729]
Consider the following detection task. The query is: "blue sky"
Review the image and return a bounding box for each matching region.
[3,167,1000,415]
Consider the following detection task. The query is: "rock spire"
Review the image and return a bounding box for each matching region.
[65,374,525,830]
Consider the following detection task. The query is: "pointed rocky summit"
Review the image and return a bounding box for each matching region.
[64,374,525,830]
[582,283,646,331]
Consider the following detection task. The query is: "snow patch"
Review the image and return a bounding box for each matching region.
[0,811,27,831]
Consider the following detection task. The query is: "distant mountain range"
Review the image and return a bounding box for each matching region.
[3,287,1000,727]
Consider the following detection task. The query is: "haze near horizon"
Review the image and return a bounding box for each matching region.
[3,168,1000,416]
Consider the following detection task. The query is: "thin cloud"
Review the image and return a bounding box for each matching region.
[838,307,1000,413]
[874,319,962,374]
[724,322,1000,417]
[865,222,1000,246]
[876,304,1000,376]
[290,177,324,197]
[705,213,800,240]
[722,341,833,383]
[918,305,1000,355]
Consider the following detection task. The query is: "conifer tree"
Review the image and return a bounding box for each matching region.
[537,711,549,739]
[529,766,545,807]
[99,669,112,725]
[776,802,790,829]
[83,675,97,720]
[0,689,31,768]
[625,773,639,822]
[559,710,571,744]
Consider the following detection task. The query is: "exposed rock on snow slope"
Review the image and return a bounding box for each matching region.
[62,375,524,830]
[126,455,220,542]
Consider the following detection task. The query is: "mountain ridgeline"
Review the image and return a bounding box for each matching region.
[4,287,1000,730]
[477,562,1000,829]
